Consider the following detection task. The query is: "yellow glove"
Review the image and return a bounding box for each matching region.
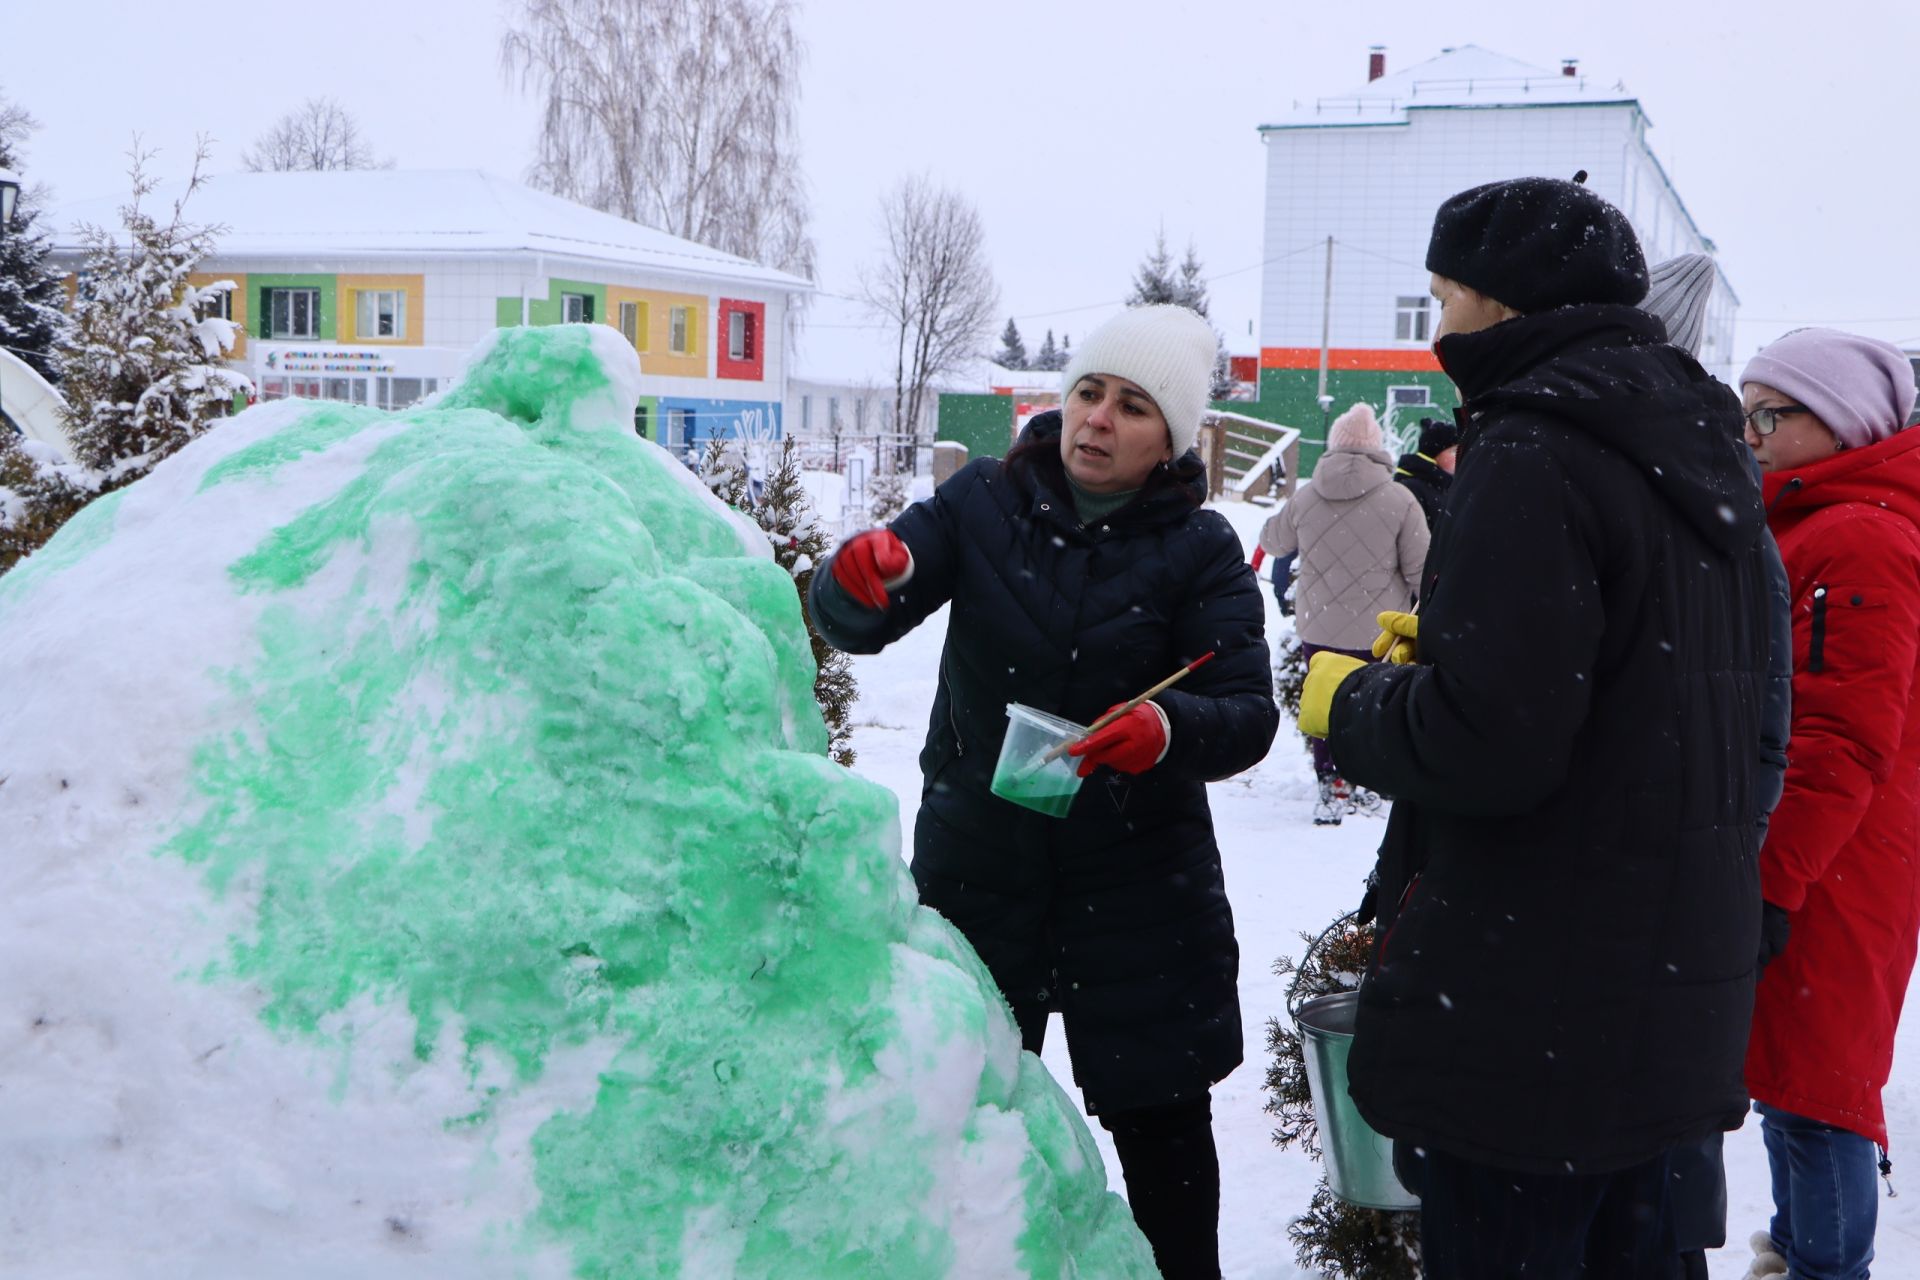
[1370,610,1420,665]
[1298,651,1368,739]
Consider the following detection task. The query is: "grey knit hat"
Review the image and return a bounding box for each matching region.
[1060,305,1218,457]
[1642,254,1717,358]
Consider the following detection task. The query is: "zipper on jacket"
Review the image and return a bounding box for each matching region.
[1765,476,1804,515]
[1809,585,1829,674]
[937,655,964,757]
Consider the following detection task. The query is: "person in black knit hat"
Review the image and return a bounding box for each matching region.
[1424,174,1649,313]
[1296,174,1773,1278]
[1393,417,1459,532]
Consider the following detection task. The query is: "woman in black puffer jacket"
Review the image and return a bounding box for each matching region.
[810,305,1278,1280]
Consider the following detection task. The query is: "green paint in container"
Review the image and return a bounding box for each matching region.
[990,703,1089,818]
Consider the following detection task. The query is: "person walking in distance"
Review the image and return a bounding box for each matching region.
[1258,401,1426,824]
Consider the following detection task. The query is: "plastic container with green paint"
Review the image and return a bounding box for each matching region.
[989,703,1088,818]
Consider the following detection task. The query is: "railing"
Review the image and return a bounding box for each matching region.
[1203,410,1301,504]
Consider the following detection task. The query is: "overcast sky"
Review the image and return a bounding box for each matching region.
[7,0,1918,366]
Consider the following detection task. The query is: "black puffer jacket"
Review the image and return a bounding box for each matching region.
[1393,451,1451,531]
[1327,305,1772,1174]
[811,413,1279,1112]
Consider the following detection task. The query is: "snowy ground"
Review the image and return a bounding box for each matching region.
[841,497,1920,1279]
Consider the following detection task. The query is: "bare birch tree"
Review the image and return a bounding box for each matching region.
[243,97,392,172]
[500,0,814,280]
[861,176,998,454]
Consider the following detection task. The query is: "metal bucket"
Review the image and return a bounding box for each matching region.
[1295,990,1419,1211]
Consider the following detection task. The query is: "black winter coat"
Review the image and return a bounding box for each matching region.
[1393,452,1451,531]
[1327,305,1772,1174]
[810,413,1279,1112]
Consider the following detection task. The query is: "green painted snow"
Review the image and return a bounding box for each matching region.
[0,488,128,610]
[151,325,1155,1278]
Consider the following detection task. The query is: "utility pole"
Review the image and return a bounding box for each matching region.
[1316,235,1333,411]
[1313,236,1335,473]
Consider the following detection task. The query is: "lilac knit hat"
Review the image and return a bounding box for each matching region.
[1740,328,1918,450]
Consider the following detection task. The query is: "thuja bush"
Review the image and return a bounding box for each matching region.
[1263,914,1422,1278]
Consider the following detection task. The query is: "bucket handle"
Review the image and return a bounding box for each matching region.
[1285,908,1364,1024]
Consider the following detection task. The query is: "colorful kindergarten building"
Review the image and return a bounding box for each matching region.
[43,170,812,453]
[1256,44,1737,471]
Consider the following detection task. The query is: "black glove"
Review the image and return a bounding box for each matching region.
[1356,873,1379,927]
[1758,901,1791,975]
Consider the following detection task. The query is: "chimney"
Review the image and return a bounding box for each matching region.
[1562,58,1579,78]
[1368,46,1386,82]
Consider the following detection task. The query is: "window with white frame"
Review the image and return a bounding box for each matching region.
[375,376,437,410]
[356,289,405,339]
[1387,385,1432,408]
[669,306,693,354]
[619,301,640,346]
[668,407,693,449]
[1394,296,1431,343]
[727,309,756,361]
[562,292,594,324]
[266,288,320,339]
[801,394,812,431]
[195,288,233,322]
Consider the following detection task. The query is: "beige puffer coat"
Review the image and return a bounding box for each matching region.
[1259,446,1428,649]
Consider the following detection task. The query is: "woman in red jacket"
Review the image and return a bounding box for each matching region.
[1742,327,1920,1280]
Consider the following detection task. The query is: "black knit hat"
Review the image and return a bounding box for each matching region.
[1416,418,1460,456]
[1425,175,1648,313]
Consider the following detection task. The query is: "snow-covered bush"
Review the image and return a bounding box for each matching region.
[56,144,249,483]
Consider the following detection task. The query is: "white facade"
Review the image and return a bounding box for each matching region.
[1260,47,1739,381]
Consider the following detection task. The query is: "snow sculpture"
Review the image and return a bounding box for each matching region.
[0,325,1156,1278]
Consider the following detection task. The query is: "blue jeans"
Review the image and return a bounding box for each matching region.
[1759,1102,1877,1279]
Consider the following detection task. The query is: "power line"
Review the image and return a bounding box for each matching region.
[807,240,1329,330]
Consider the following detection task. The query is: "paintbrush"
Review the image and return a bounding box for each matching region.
[1036,650,1218,767]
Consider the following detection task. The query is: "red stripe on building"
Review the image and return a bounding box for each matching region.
[1260,347,1443,372]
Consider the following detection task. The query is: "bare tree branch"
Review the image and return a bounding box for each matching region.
[861,176,998,450]
[500,0,814,280]
[243,98,393,172]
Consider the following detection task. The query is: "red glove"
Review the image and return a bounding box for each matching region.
[831,529,912,610]
[1251,546,1267,573]
[1067,702,1170,778]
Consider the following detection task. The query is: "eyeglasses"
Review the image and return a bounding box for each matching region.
[1744,404,1814,437]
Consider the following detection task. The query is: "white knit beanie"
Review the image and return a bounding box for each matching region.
[1060,304,1217,457]
[1642,253,1716,358]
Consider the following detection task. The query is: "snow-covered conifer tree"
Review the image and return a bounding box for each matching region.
[1033,329,1060,372]
[0,94,69,386]
[1126,230,1178,307]
[56,144,250,482]
[994,316,1028,370]
[703,434,857,766]
[758,437,857,765]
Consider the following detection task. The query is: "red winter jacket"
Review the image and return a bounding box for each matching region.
[1748,428,1920,1146]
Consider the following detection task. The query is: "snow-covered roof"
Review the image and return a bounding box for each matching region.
[1261,45,1637,130]
[42,169,813,292]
